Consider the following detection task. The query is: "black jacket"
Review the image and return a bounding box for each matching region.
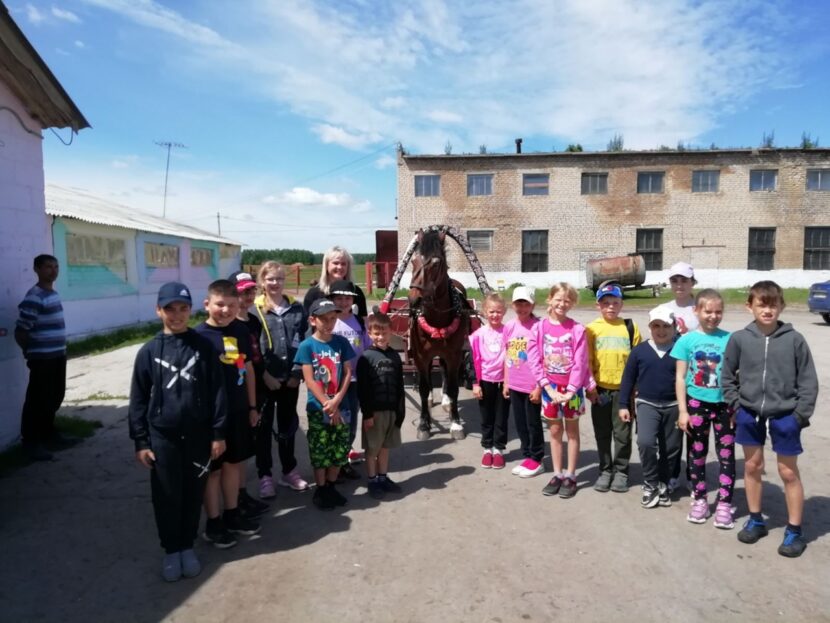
[128,330,227,451]
[255,295,307,381]
[357,346,405,427]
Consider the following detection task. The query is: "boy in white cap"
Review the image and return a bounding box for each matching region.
[618,306,681,508]
[656,262,698,335]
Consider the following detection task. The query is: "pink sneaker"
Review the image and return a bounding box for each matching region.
[348,449,364,464]
[713,502,735,529]
[519,459,544,478]
[278,468,310,491]
[512,458,535,475]
[481,451,493,469]
[259,475,276,499]
[491,452,505,470]
[687,497,711,524]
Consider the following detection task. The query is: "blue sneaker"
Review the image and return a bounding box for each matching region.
[737,518,768,544]
[778,529,807,558]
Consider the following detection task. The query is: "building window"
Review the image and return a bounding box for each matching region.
[190,247,214,267]
[804,227,830,270]
[522,173,549,196]
[581,172,608,195]
[692,170,720,193]
[636,228,663,270]
[750,169,778,191]
[66,233,128,281]
[467,230,493,252]
[414,175,440,197]
[748,228,775,270]
[521,230,548,272]
[467,174,493,196]
[637,172,664,194]
[806,169,830,191]
[144,242,180,268]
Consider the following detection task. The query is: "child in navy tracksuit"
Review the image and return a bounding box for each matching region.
[129,282,227,582]
[618,306,681,509]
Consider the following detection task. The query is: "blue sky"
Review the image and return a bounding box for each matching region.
[12,0,830,252]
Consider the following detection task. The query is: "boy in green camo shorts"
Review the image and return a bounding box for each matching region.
[294,298,355,511]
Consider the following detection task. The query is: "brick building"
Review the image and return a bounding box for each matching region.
[396,146,830,289]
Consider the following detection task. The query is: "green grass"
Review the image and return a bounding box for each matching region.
[67,311,207,359]
[0,415,102,477]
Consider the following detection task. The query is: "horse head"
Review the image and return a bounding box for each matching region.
[409,228,448,306]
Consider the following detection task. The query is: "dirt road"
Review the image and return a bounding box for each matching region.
[1,308,828,622]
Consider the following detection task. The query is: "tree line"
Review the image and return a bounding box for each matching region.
[241,248,376,266]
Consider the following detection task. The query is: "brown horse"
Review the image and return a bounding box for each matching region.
[408,228,471,440]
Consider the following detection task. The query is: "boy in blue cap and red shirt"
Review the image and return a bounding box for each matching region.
[129,282,227,582]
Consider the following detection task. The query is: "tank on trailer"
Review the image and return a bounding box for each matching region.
[586,254,647,292]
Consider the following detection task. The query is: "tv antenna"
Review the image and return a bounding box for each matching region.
[155,140,187,218]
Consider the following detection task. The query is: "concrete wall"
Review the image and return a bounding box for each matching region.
[0,82,49,448]
[51,218,241,337]
[397,150,830,289]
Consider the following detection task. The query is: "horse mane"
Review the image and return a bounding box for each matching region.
[418,229,446,260]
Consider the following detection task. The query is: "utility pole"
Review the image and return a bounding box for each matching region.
[216,211,221,236]
[155,140,187,218]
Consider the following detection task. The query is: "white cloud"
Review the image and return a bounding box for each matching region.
[350,200,372,214]
[380,96,406,110]
[52,7,82,23]
[311,124,382,150]
[25,4,45,24]
[374,154,396,169]
[263,187,350,208]
[426,109,463,124]
[74,40,86,48]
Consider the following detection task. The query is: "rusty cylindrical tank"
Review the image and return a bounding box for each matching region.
[585,254,647,291]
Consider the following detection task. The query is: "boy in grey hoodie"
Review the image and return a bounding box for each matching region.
[722,281,818,558]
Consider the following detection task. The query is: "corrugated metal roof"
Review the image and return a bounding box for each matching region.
[45,184,241,246]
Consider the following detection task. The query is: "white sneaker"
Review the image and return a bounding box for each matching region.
[512,458,533,475]
[518,459,544,478]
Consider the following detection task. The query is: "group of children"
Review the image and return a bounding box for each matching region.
[129,266,406,582]
[468,264,818,559]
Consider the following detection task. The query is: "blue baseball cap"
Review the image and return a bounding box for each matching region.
[309,298,341,317]
[596,283,623,301]
[157,282,192,307]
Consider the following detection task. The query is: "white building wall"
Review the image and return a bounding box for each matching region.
[0,82,49,448]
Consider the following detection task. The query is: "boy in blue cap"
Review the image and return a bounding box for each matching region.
[129,282,227,582]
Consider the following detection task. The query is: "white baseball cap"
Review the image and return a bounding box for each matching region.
[511,286,536,304]
[668,262,694,279]
[649,306,675,325]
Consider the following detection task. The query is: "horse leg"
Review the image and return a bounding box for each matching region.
[416,358,433,441]
[446,363,466,440]
[439,360,451,412]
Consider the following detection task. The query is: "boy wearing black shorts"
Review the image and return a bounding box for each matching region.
[128,282,226,581]
[722,281,818,558]
[195,279,261,546]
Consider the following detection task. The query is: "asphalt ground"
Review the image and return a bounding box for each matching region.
[1,307,828,622]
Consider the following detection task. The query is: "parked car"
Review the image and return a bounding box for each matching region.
[807,280,830,324]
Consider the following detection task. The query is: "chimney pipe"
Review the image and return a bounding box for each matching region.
[515,138,523,154]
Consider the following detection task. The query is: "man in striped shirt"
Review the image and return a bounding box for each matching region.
[15,254,67,461]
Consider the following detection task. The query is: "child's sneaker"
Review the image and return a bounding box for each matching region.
[279,467,310,491]
[259,476,276,500]
[667,477,680,494]
[593,471,612,492]
[512,459,533,475]
[348,449,364,464]
[380,475,402,493]
[777,528,807,558]
[518,459,544,478]
[491,450,505,470]
[641,485,659,509]
[162,552,182,582]
[367,480,385,500]
[559,477,578,499]
[687,498,711,524]
[481,450,493,469]
[657,483,672,507]
[542,475,562,496]
[327,483,348,507]
[180,549,201,578]
[737,517,769,544]
[610,472,629,493]
[224,509,261,536]
[713,502,735,529]
[312,486,335,511]
[239,489,269,518]
[202,518,237,549]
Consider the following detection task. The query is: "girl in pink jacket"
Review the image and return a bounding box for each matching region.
[469,293,509,469]
[529,283,595,499]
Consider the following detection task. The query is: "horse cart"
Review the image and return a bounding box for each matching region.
[375,225,493,441]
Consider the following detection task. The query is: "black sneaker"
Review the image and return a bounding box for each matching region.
[312,486,335,511]
[737,518,769,544]
[367,480,386,500]
[238,489,269,518]
[327,483,348,507]
[340,463,361,480]
[224,509,261,536]
[559,477,578,499]
[641,486,659,509]
[778,529,807,558]
[542,476,563,496]
[202,518,238,549]
[657,483,672,507]
[379,476,402,493]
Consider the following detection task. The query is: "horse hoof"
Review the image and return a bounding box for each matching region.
[449,422,466,440]
[416,428,431,441]
[441,394,451,413]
